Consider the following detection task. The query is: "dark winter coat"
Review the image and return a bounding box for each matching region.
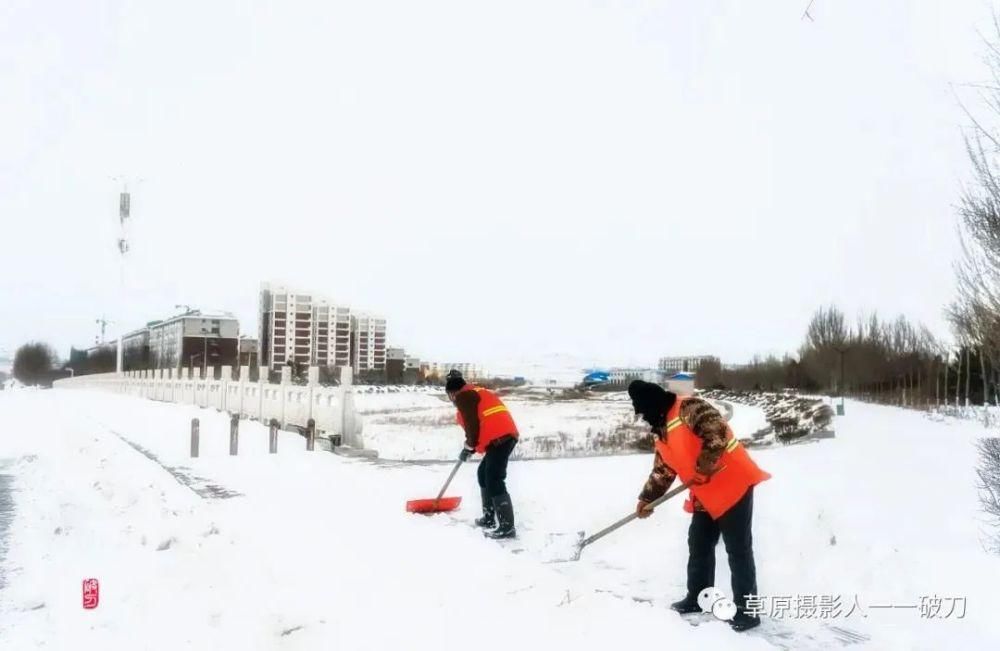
[454,389,482,450]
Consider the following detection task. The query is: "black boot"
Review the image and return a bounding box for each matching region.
[670,595,702,615]
[474,488,496,528]
[729,611,761,632]
[484,493,516,539]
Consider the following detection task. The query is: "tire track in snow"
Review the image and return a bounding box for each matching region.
[83,416,242,500]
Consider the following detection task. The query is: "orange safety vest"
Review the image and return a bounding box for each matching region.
[655,398,771,519]
[456,385,519,453]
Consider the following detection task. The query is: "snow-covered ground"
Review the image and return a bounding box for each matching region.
[1,388,999,649]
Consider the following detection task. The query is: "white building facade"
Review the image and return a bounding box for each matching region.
[351,313,387,373]
[607,367,664,387]
[259,285,314,369]
[259,283,355,371]
[313,300,352,369]
[423,362,485,381]
[657,355,718,375]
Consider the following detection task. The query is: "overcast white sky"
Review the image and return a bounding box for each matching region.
[1,1,995,369]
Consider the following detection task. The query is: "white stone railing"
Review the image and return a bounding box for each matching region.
[53,365,362,449]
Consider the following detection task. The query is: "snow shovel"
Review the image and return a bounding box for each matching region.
[543,480,691,563]
[406,458,464,514]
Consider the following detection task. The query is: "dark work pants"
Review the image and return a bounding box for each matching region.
[476,435,517,500]
[686,487,758,612]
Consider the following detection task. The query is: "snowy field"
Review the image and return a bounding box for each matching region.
[1,388,999,649]
[358,388,769,461]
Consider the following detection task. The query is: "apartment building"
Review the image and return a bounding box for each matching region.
[259,283,363,371]
[151,312,239,371]
[258,285,316,369]
[105,312,240,371]
[351,313,387,373]
[313,300,352,369]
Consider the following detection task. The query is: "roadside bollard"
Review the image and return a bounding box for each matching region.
[190,418,200,458]
[269,419,279,454]
[229,413,239,456]
[306,418,316,451]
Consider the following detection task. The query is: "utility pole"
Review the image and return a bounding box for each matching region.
[834,345,849,416]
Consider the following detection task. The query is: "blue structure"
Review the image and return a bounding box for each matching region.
[582,371,611,387]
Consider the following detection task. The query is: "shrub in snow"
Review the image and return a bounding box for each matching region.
[12,341,56,386]
[932,405,1000,429]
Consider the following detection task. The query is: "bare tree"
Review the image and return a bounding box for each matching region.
[978,437,1000,553]
[950,14,1000,416]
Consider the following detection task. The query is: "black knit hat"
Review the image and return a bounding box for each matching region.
[445,369,466,393]
[627,380,676,430]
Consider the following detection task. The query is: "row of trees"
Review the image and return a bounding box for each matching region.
[697,306,995,409]
[695,25,1000,411]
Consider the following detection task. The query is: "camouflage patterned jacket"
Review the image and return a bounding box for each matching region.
[637,397,729,509]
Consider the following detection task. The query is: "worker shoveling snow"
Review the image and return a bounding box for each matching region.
[3,384,1000,649]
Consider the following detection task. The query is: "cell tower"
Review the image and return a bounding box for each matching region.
[96,316,109,344]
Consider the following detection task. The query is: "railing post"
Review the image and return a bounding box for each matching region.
[229,413,239,456]
[190,418,200,458]
[269,418,278,454]
[306,418,315,451]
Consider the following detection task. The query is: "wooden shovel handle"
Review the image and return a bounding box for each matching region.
[580,464,728,550]
[435,458,465,502]
[580,481,689,549]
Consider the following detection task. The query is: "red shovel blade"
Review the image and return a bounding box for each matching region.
[406,496,462,514]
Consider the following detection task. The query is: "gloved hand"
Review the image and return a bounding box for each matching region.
[635,500,653,519]
[459,446,474,462]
